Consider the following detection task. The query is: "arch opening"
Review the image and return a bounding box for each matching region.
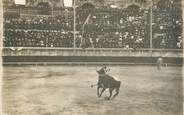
[37,2,51,9]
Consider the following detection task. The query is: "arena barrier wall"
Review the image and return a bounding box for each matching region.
[2,47,183,65]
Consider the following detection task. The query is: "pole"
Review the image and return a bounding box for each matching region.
[81,24,85,45]
[52,7,53,17]
[150,0,153,49]
[73,0,76,48]
[81,13,91,47]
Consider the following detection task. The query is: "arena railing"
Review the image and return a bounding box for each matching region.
[2,47,183,52]
[3,47,183,57]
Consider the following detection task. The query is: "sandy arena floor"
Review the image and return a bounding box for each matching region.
[2,65,183,115]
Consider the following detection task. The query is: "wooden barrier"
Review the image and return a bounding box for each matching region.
[3,47,183,58]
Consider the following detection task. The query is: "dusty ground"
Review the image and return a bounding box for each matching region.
[2,65,183,115]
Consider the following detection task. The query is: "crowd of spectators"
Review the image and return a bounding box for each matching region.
[4,29,74,47]
[4,15,73,31]
[3,0,183,49]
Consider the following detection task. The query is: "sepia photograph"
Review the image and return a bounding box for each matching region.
[1,0,183,115]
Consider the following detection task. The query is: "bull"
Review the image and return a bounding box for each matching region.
[94,67,121,100]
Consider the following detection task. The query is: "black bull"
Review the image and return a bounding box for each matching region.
[97,73,121,100]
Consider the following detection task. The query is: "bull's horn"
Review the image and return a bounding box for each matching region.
[96,66,98,71]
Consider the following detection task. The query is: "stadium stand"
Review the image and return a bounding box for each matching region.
[3,0,183,49]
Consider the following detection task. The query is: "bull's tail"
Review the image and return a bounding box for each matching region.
[117,81,121,90]
[113,81,121,99]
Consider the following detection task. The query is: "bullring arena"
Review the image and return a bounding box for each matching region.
[2,64,183,115]
[2,48,183,115]
[2,0,183,115]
